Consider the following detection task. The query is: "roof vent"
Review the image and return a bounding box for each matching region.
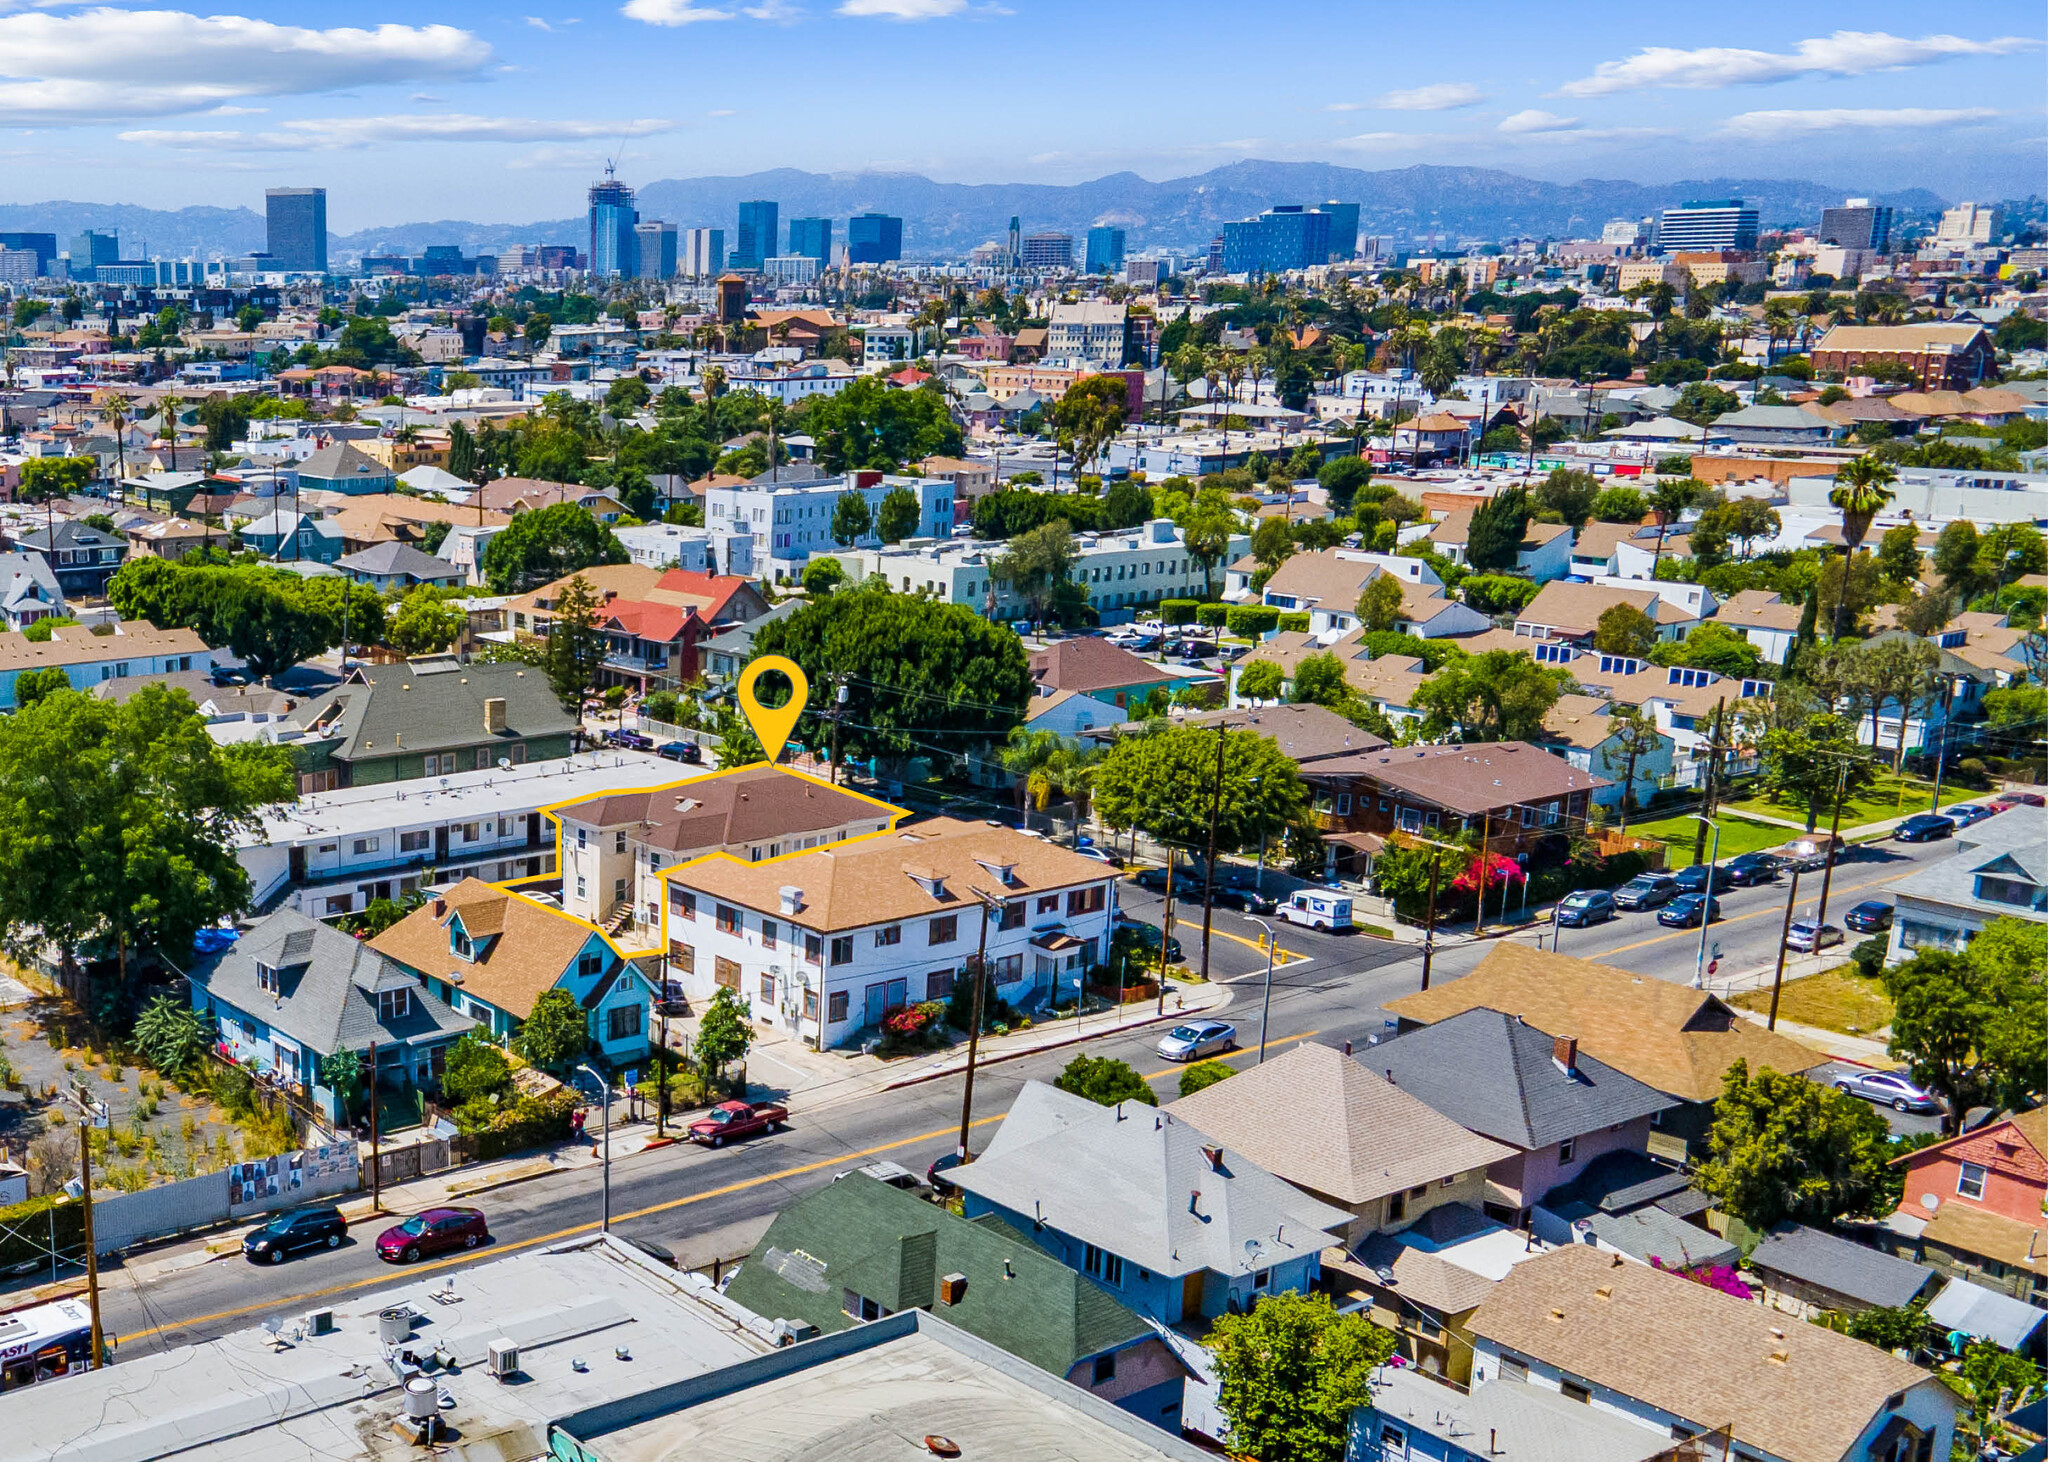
[924,1439,960,1459]
[779,886,803,916]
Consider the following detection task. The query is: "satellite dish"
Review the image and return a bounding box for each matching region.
[1920,1193,1940,1213]
[497,758,512,770]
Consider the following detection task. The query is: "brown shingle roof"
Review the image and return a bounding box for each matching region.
[1715,589,1803,634]
[1467,1245,1948,1462]
[668,817,1114,934]
[553,765,901,854]
[1030,638,1181,697]
[1165,1042,1510,1206]
[1384,945,1825,1102]
[0,620,208,675]
[1304,741,1608,817]
[1138,703,1387,761]
[1257,550,1379,611]
[1917,1201,2048,1279]
[1540,693,1621,750]
[369,878,610,1020]
[1517,581,1694,635]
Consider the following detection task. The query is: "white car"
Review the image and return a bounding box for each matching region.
[1156,1021,1236,1063]
[1073,846,1124,868]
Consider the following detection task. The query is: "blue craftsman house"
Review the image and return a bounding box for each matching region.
[189,910,475,1123]
[950,1081,1350,1327]
[370,877,653,1069]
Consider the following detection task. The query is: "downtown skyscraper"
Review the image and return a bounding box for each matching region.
[265,187,327,273]
[588,166,639,278]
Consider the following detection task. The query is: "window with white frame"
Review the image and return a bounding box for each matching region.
[378,988,411,1021]
[353,836,380,855]
[1957,1162,1987,1200]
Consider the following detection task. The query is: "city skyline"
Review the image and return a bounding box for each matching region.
[0,2,2038,226]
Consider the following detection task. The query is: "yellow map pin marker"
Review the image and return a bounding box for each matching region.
[736,655,809,765]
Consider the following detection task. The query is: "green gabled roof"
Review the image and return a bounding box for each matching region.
[725,1173,1154,1377]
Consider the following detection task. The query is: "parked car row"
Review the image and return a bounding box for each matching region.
[1576,867,1896,950]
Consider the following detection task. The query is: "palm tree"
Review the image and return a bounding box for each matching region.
[1826,454,1900,641]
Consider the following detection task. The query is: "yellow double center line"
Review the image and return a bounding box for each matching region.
[127,1024,1329,1343]
[1600,867,1897,957]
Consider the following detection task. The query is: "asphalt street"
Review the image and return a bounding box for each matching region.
[86,833,1952,1358]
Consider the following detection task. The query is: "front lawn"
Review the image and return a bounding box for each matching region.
[1628,811,1790,868]
[1724,771,1989,837]
[1728,965,1894,1037]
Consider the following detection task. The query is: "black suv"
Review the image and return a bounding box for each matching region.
[243,1205,347,1264]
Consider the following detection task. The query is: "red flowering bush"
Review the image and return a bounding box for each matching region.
[1650,1257,1752,1300]
[884,1006,931,1036]
[1450,851,1525,894]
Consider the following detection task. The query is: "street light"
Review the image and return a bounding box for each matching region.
[576,1063,612,1232]
[1248,917,1277,1063]
[1691,814,1722,989]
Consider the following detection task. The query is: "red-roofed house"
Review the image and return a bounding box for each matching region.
[651,568,771,626]
[598,598,708,694]
[1884,1109,2048,1305]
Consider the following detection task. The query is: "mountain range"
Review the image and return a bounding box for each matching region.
[0,162,1950,264]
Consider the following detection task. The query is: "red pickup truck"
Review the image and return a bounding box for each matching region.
[687,1099,789,1147]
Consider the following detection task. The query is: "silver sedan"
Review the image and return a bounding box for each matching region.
[1157,1021,1236,1063]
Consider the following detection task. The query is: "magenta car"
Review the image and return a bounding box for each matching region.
[375,1206,488,1264]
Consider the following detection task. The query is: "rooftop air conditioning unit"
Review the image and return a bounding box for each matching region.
[305,1307,334,1336]
[487,1338,520,1380]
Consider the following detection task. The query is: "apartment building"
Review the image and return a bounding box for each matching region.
[703,469,954,582]
[829,517,1249,621]
[664,818,1118,1047]
[551,764,905,946]
[1045,301,1129,368]
[0,620,214,710]
[235,750,676,919]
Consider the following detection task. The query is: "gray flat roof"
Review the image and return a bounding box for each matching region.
[578,1311,1212,1462]
[3,1236,763,1462]
[1367,1368,1673,1462]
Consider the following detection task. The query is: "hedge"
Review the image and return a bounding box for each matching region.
[460,1087,579,1163]
[1226,605,1282,637]
[1195,603,1229,629]
[1160,599,1200,625]
[0,1193,84,1274]
[1277,611,1310,633]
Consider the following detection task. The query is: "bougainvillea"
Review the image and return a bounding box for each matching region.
[1650,1257,1752,1301]
[1450,851,1526,894]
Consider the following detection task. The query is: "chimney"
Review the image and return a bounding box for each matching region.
[779,886,803,916]
[1201,1144,1225,1173]
[483,696,507,734]
[432,897,446,917]
[938,1273,967,1306]
[1552,1034,1578,1076]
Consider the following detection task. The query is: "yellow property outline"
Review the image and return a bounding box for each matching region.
[491,757,918,965]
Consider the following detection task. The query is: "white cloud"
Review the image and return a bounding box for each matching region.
[1718,106,2000,140]
[620,0,734,22]
[836,0,964,17]
[0,8,491,122]
[1372,82,1486,111]
[707,108,736,116]
[1559,31,2038,97]
[524,15,554,28]
[1499,108,1579,134]
[119,113,674,150]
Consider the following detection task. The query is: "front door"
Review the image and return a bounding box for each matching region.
[1181,1272,1205,1321]
[863,979,909,1028]
[435,826,450,861]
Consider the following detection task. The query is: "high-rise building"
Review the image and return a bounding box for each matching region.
[1818,199,1893,254]
[66,230,119,282]
[1084,226,1126,274]
[634,220,678,280]
[265,187,328,273]
[787,217,832,263]
[1936,202,2003,245]
[847,213,903,265]
[1220,205,1331,274]
[1316,201,1359,261]
[0,233,56,276]
[1008,216,1021,268]
[1654,199,1759,254]
[734,200,778,271]
[1601,219,1646,247]
[588,167,639,277]
[681,227,726,279]
[1019,232,1074,270]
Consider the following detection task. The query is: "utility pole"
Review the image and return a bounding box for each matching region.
[1156,850,1177,1016]
[1198,720,1226,981]
[1419,847,1443,991]
[830,679,847,785]
[1691,697,1728,868]
[1765,867,1804,1031]
[66,1084,107,1370]
[655,1008,669,1139]
[955,890,997,1162]
[1813,759,1852,929]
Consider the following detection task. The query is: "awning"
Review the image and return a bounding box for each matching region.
[1322,830,1386,854]
[1030,932,1087,952]
[1926,1276,2048,1350]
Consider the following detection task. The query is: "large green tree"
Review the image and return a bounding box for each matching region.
[1091,722,1307,853]
[752,583,1034,766]
[1463,485,1530,572]
[1532,467,1599,531]
[1694,1059,1893,1232]
[17,457,96,553]
[387,587,467,658]
[829,490,873,547]
[874,486,922,544]
[804,377,963,471]
[513,988,588,1073]
[481,503,627,594]
[1755,712,1877,832]
[543,573,609,712]
[0,685,295,980]
[1209,1291,1397,1462]
[991,520,1081,627]
[1883,920,2046,1131]
[1050,374,1130,474]
[1052,1053,1156,1107]
[1410,649,1570,742]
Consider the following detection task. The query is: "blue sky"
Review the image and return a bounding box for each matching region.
[0,0,2040,227]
